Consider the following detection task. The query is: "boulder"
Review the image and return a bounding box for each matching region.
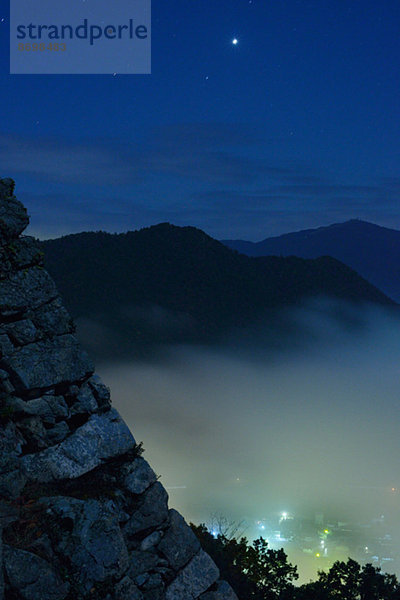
[158,509,200,571]
[33,297,75,337]
[22,408,136,482]
[3,545,70,600]
[3,319,38,345]
[200,580,239,600]
[140,530,163,551]
[124,483,169,537]
[122,457,157,495]
[88,373,111,408]
[9,236,43,270]
[1,394,69,423]
[24,397,56,423]
[0,267,58,315]
[43,394,69,419]
[46,420,70,445]
[127,550,159,579]
[45,497,129,593]
[3,334,94,392]
[116,576,144,600]
[0,178,29,244]
[141,572,165,597]
[18,415,49,450]
[165,550,219,600]
[70,382,98,414]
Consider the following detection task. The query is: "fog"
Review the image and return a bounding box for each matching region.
[84,299,400,583]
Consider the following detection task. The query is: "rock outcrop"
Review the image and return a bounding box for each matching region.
[0,179,237,600]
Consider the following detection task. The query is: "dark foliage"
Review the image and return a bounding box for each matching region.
[295,559,400,600]
[191,524,400,600]
[191,523,298,599]
[41,224,394,356]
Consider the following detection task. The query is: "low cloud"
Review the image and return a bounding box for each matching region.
[89,300,400,581]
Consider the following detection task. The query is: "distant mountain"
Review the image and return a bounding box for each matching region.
[222,220,400,302]
[41,223,394,358]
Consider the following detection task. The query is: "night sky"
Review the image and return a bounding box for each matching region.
[2,3,400,583]
[1,0,399,240]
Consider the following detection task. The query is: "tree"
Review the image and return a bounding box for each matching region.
[359,563,400,600]
[191,523,400,600]
[243,538,298,598]
[318,558,361,600]
[294,560,400,600]
[191,523,298,599]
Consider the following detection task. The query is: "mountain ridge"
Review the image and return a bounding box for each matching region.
[223,219,398,245]
[41,222,395,359]
[222,219,400,302]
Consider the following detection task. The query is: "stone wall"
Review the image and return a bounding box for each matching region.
[0,178,237,600]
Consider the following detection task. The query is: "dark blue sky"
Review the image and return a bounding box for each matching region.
[1,0,399,240]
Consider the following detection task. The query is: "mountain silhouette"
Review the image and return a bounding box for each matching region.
[223,219,400,302]
[41,223,395,357]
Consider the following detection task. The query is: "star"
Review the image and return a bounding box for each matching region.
[232,38,238,45]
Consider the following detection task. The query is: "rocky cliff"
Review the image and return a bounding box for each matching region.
[0,178,237,600]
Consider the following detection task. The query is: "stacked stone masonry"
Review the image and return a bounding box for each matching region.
[0,178,238,600]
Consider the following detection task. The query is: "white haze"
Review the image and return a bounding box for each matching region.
[88,299,400,582]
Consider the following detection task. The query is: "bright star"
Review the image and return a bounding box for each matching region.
[232,38,238,45]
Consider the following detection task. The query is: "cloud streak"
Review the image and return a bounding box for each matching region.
[3,123,399,239]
